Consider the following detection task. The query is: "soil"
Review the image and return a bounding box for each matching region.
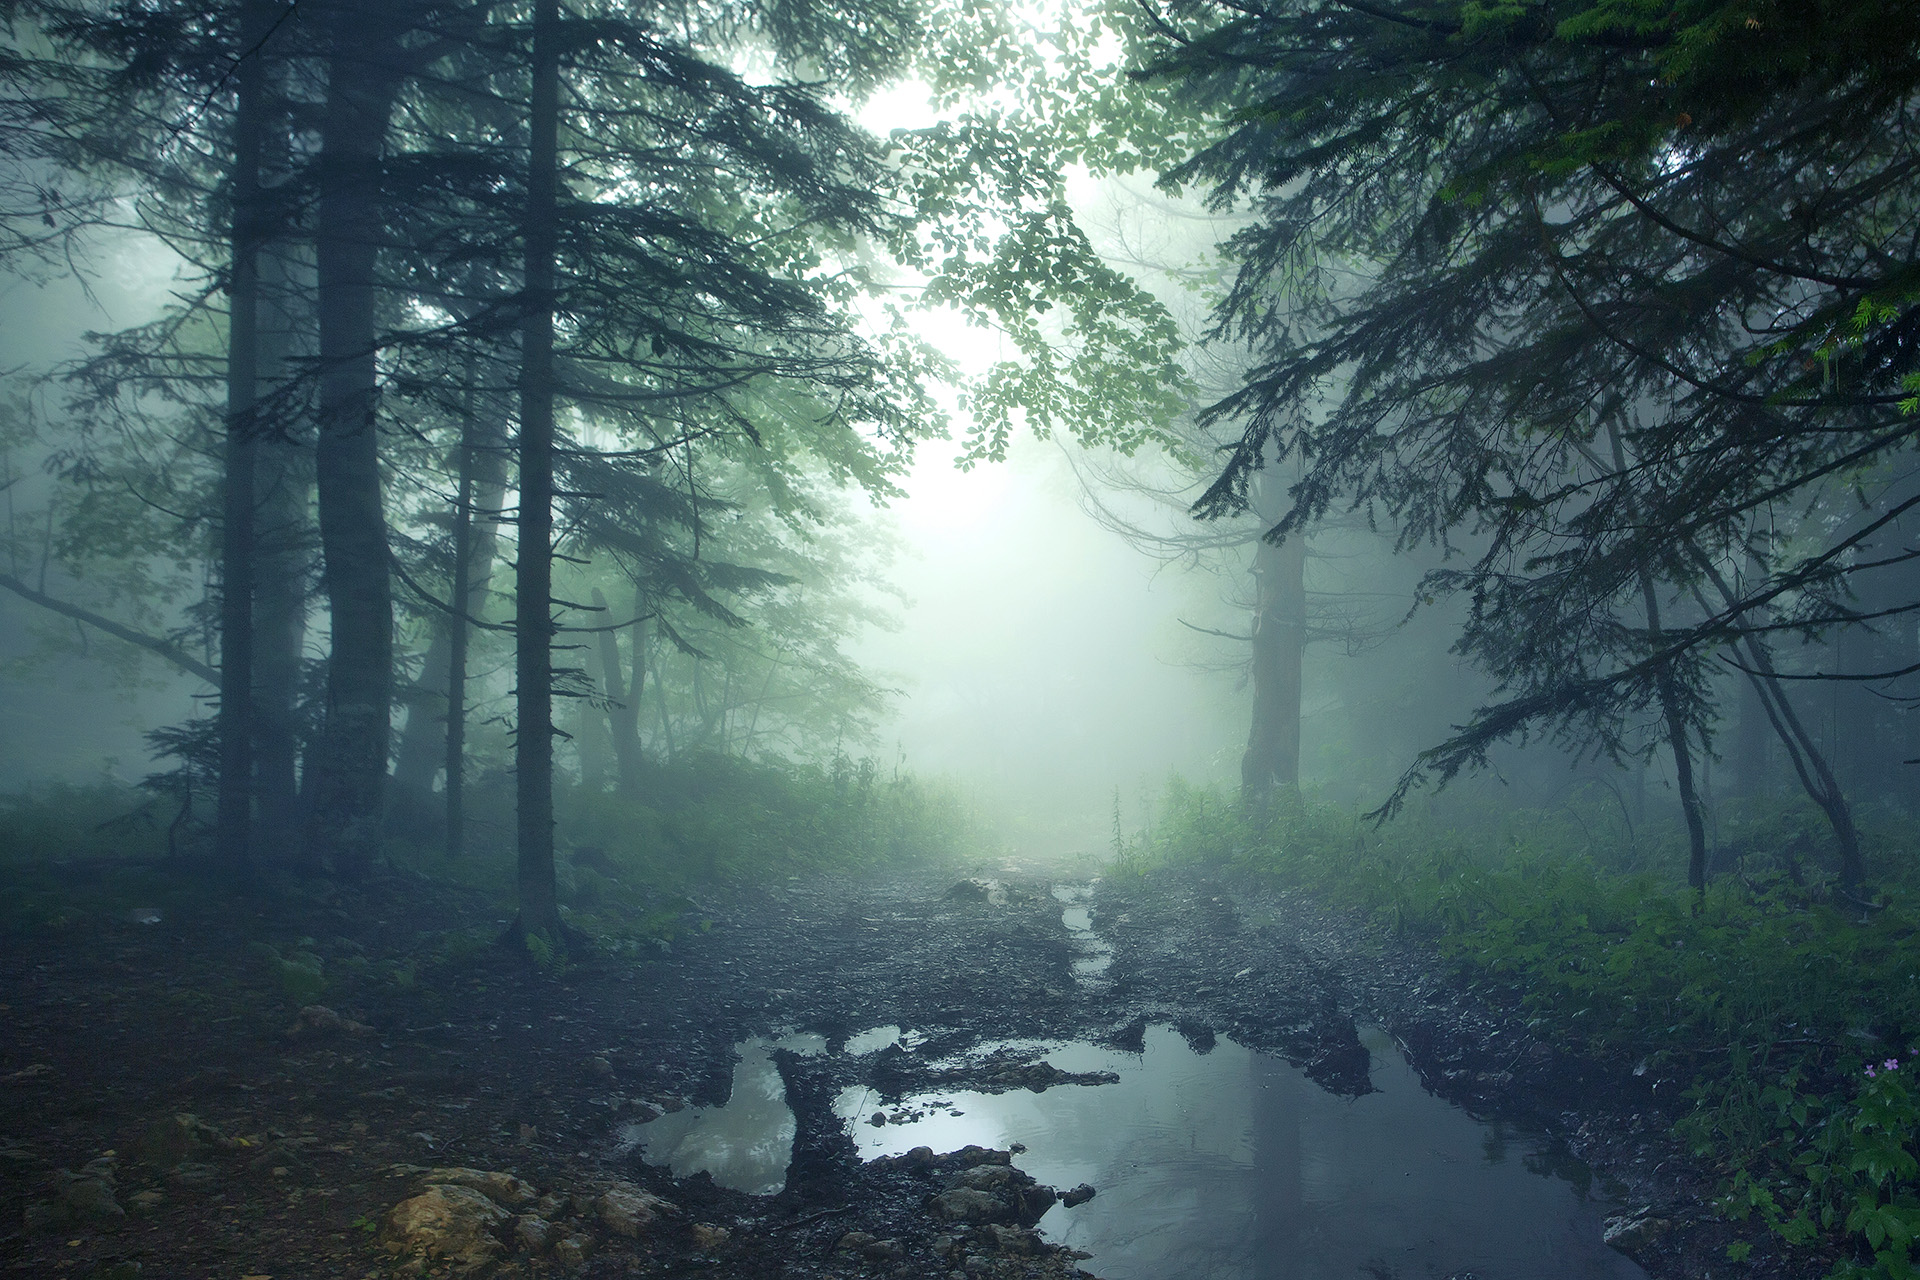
[0,856,1830,1280]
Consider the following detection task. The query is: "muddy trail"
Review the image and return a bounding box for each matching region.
[0,861,1813,1279]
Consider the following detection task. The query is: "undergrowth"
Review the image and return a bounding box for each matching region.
[1126,778,1920,1279]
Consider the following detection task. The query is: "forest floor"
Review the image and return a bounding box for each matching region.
[0,856,1824,1280]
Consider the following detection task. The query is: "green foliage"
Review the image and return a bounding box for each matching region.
[1135,780,1920,1277]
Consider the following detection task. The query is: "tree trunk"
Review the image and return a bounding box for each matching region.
[391,395,508,812]
[1605,426,1708,890]
[215,0,271,878]
[592,584,645,795]
[1241,468,1306,806]
[306,2,402,880]
[251,210,312,863]
[514,0,562,938]
[444,393,480,860]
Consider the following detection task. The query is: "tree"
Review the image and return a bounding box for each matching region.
[1128,0,1920,886]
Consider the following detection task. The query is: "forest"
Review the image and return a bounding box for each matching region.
[1,0,1919,1278]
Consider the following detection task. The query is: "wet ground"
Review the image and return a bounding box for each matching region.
[0,859,1828,1278]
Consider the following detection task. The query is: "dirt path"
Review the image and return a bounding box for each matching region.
[0,860,1816,1279]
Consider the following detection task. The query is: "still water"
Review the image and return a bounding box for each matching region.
[624,1022,1645,1280]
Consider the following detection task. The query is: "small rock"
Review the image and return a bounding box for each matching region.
[168,1163,220,1189]
[381,1184,511,1274]
[584,1056,615,1080]
[930,1188,1004,1223]
[514,1214,553,1254]
[552,1233,594,1269]
[533,1191,569,1219]
[596,1182,671,1236]
[1,1063,53,1085]
[865,1238,904,1260]
[690,1223,731,1250]
[985,1225,1039,1255]
[955,1165,1012,1191]
[1061,1184,1096,1208]
[869,1111,889,1126]
[22,1201,62,1233]
[945,878,992,901]
[930,1233,959,1261]
[836,1231,880,1254]
[286,1006,372,1037]
[1602,1206,1674,1260]
[136,1115,205,1169]
[422,1167,538,1208]
[128,1190,165,1209]
[906,1145,936,1168]
[58,1174,123,1220]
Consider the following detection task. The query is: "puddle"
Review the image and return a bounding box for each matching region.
[619,1029,891,1195]
[844,1025,1647,1280]
[1053,882,1113,980]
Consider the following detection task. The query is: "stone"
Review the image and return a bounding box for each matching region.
[930,1188,1004,1223]
[128,1190,165,1210]
[690,1222,731,1250]
[58,1174,124,1220]
[596,1182,671,1236]
[1602,1206,1674,1260]
[1061,1184,1096,1208]
[533,1191,569,1219]
[286,1005,372,1037]
[869,1111,889,1126]
[422,1167,538,1209]
[835,1231,880,1253]
[930,1234,960,1261]
[955,1165,1013,1191]
[513,1214,553,1254]
[168,1163,220,1189]
[906,1145,936,1168]
[381,1184,511,1275]
[946,878,992,901]
[552,1233,594,1269]
[136,1115,205,1169]
[984,1226,1039,1255]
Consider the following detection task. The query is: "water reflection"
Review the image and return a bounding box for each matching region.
[1053,882,1113,980]
[843,1025,1646,1280]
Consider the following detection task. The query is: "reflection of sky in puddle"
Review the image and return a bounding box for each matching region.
[620,1029,901,1195]
[844,1025,1648,1280]
[1053,882,1113,979]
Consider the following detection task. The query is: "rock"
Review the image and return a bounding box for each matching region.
[128,1190,165,1210]
[955,1165,1013,1191]
[168,1163,220,1189]
[690,1222,730,1250]
[836,1231,880,1253]
[930,1188,1005,1223]
[381,1184,511,1274]
[422,1167,538,1209]
[136,1115,206,1169]
[865,1238,905,1260]
[1602,1206,1674,1260]
[513,1214,553,1254]
[596,1182,671,1236]
[584,1056,615,1081]
[286,1005,372,1037]
[552,1233,594,1269]
[906,1146,936,1168]
[1061,1184,1096,1208]
[984,1225,1039,1255]
[22,1201,62,1233]
[533,1191,569,1219]
[930,1234,960,1261]
[869,1111,889,1126]
[946,878,993,901]
[58,1173,124,1220]
[0,1062,53,1085]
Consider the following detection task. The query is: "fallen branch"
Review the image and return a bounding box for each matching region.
[0,572,216,683]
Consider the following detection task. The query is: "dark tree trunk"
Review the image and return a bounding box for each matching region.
[514,0,562,938]
[444,394,479,860]
[251,217,312,862]
[215,0,272,878]
[1606,427,1708,889]
[391,395,508,815]
[306,2,402,880]
[1241,468,1306,806]
[591,585,645,797]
